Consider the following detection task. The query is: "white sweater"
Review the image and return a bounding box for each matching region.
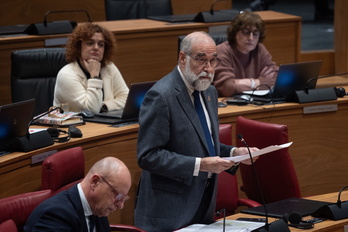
[53,61,129,114]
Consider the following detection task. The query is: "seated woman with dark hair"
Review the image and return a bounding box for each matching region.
[213,11,279,97]
[54,23,129,114]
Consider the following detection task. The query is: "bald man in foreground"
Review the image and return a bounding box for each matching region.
[24,156,131,232]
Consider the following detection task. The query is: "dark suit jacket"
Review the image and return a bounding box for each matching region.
[24,185,110,232]
[134,67,234,232]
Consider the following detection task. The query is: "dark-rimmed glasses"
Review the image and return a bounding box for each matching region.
[187,54,220,68]
[240,28,260,38]
[100,176,130,203]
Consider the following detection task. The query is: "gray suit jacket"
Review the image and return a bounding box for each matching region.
[134,67,233,232]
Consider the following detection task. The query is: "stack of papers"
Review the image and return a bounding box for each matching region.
[175,220,264,232]
[223,142,293,163]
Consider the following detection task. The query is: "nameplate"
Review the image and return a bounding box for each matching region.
[31,149,57,164]
[45,37,68,46]
[303,104,338,114]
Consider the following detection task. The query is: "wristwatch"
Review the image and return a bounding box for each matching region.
[100,104,108,112]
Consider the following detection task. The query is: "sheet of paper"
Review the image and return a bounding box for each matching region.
[243,90,270,96]
[223,142,293,162]
[174,220,264,232]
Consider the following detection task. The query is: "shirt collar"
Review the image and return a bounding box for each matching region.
[77,183,93,216]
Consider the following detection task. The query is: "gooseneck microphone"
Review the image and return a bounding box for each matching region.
[43,10,92,26]
[27,107,64,139]
[336,185,348,208]
[305,72,348,94]
[209,0,227,15]
[296,72,348,103]
[237,134,290,232]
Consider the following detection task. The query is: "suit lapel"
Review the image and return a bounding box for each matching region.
[173,68,212,154]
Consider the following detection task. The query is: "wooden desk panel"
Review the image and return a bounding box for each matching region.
[0,11,301,105]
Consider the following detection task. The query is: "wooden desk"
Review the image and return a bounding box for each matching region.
[227,191,348,232]
[1,94,347,225]
[0,11,301,105]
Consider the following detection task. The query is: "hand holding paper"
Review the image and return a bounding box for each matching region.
[223,142,293,163]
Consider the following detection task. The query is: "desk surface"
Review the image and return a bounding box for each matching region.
[227,191,348,232]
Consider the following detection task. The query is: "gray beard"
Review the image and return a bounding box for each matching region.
[183,62,214,91]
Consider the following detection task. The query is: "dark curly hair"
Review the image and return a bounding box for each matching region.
[65,23,116,67]
[227,11,265,48]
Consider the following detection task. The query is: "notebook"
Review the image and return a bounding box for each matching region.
[84,81,156,125]
[0,99,35,151]
[241,197,330,218]
[242,60,322,103]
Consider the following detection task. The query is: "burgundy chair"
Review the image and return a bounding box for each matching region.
[215,124,261,220]
[41,146,85,194]
[0,219,17,232]
[110,224,147,231]
[0,190,52,232]
[235,116,301,204]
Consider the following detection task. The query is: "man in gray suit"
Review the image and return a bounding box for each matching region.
[135,31,257,232]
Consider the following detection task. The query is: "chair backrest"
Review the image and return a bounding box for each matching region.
[41,146,85,194]
[11,48,67,117]
[0,219,18,232]
[0,190,52,232]
[215,124,239,217]
[236,116,301,204]
[104,0,172,21]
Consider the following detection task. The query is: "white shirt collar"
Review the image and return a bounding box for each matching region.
[77,183,93,217]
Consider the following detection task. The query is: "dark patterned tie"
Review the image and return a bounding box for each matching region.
[193,90,216,156]
[88,215,96,232]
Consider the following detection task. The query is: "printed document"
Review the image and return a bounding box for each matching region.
[223,142,293,162]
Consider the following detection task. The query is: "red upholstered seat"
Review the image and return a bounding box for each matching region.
[215,124,261,219]
[236,116,301,204]
[0,219,18,232]
[0,190,52,232]
[41,146,85,194]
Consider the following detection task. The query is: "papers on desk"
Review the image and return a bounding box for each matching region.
[223,142,293,163]
[175,220,264,231]
[243,90,270,96]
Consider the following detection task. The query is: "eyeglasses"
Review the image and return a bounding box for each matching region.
[100,176,130,203]
[187,54,220,68]
[240,28,260,38]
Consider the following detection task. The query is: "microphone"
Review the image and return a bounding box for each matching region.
[25,9,92,35]
[312,184,348,220]
[194,0,239,23]
[14,107,63,152]
[209,0,226,15]
[237,134,290,232]
[43,10,92,26]
[295,72,348,103]
[27,107,64,139]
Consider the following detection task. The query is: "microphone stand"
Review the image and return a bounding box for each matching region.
[238,134,290,232]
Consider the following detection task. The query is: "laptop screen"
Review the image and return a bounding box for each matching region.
[0,99,35,149]
[273,60,322,100]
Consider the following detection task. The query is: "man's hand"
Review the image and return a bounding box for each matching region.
[200,156,235,174]
[233,147,259,165]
